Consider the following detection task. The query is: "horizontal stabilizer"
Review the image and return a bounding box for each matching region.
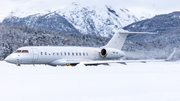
[118,31,157,34]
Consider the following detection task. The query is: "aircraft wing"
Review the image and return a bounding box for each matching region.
[79,59,166,66]
[51,50,176,66]
[79,49,176,66]
[80,49,176,66]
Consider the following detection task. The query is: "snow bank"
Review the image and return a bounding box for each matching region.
[0,61,180,101]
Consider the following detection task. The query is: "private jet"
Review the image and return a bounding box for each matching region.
[5,29,161,66]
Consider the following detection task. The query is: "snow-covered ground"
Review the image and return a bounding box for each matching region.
[0,61,180,101]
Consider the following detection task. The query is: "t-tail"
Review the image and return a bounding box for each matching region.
[103,29,157,50]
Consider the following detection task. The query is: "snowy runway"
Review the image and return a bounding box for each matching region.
[0,61,180,101]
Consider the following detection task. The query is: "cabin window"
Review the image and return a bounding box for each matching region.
[22,50,29,53]
[57,53,59,55]
[45,52,47,55]
[76,53,78,56]
[83,53,85,56]
[15,50,21,53]
[53,53,55,55]
[86,53,88,56]
[64,52,66,55]
[61,52,62,55]
[41,52,43,55]
[79,53,81,56]
[72,53,74,56]
[68,52,70,55]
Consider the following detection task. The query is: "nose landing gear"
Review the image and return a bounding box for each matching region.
[16,63,21,66]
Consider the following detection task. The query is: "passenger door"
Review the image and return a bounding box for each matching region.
[32,48,39,63]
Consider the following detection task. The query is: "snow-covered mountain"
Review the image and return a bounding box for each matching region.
[124,11,180,45]
[55,2,153,37]
[56,3,140,37]
[0,9,52,22]
[3,12,80,34]
[2,2,153,37]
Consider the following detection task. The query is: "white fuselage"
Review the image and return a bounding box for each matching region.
[5,29,155,66]
[5,46,125,66]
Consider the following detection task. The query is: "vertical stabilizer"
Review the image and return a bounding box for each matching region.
[103,29,157,50]
[103,29,129,50]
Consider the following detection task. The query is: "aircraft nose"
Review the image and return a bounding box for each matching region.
[4,56,11,62]
[4,55,14,63]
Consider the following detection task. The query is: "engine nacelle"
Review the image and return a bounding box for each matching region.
[100,48,125,59]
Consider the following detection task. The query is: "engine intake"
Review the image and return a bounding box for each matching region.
[101,49,107,57]
[100,48,125,59]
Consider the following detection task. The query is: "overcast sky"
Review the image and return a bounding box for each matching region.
[0,0,180,16]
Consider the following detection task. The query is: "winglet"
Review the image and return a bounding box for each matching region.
[165,49,176,61]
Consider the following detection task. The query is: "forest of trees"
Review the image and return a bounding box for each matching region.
[0,23,179,60]
[0,23,110,59]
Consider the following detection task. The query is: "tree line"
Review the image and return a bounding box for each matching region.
[0,23,178,60]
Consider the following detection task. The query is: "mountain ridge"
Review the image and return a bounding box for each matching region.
[124,11,180,45]
[2,2,153,37]
[3,12,80,34]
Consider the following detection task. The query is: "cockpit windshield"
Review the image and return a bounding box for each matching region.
[15,50,29,53]
[15,50,21,53]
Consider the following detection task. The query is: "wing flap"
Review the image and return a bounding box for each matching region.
[80,59,166,66]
